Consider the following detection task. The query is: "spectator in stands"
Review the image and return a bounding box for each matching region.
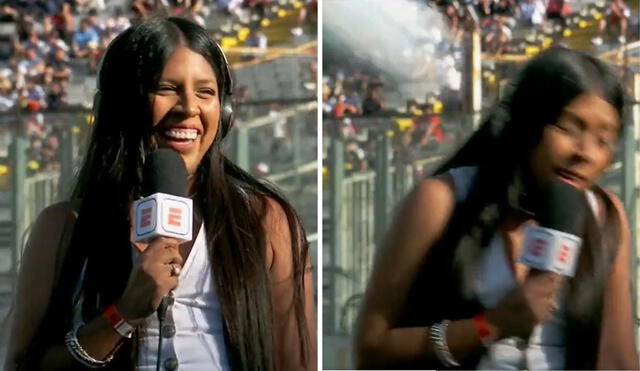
[592,0,630,46]
[26,137,43,166]
[105,7,131,34]
[86,8,106,36]
[40,131,60,170]
[476,0,494,24]
[362,82,384,116]
[350,70,369,97]
[343,87,362,113]
[0,5,19,23]
[245,26,267,49]
[345,140,368,172]
[440,55,462,114]
[18,47,46,79]
[21,30,49,57]
[269,103,291,162]
[46,81,66,110]
[545,0,569,30]
[331,70,345,98]
[21,77,47,110]
[51,2,76,43]
[333,94,360,118]
[43,29,69,55]
[291,0,316,36]
[519,0,546,29]
[443,1,463,44]
[72,18,99,58]
[0,76,17,112]
[492,0,517,22]
[5,56,20,83]
[25,111,45,139]
[131,0,155,21]
[44,47,71,86]
[15,13,36,41]
[80,0,106,12]
[185,0,208,28]
[323,79,336,118]
[26,136,42,174]
[484,16,512,54]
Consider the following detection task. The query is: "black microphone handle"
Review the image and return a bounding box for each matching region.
[157,292,172,321]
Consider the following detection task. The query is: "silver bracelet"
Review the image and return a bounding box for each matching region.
[64,322,114,368]
[429,320,461,367]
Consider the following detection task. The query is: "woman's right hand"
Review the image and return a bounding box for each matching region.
[486,270,562,340]
[116,237,183,325]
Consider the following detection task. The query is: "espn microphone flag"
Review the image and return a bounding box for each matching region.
[520,226,582,276]
[519,179,587,277]
[134,149,193,243]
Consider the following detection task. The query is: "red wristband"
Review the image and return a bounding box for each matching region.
[472,312,495,347]
[103,304,135,338]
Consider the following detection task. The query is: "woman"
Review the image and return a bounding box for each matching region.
[354,48,639,369]
[4,17,315,371]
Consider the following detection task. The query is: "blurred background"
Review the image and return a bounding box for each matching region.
[322,0,639,368]
[0,0,317,364]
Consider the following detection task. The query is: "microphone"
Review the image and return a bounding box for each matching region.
[133,149,193,244]
[134,150,193,310]
[133,150,192,371]
[519,180,587,277]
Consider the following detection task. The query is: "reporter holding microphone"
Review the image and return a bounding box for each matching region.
[4,17,315,371]
[354,47,639,369]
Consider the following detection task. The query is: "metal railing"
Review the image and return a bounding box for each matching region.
[2,100,317,290]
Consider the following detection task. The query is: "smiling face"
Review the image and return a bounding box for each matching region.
[150,45,220,177]
[528,93,620,191]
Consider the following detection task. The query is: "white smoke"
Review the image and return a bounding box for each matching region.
[324,0,457,106]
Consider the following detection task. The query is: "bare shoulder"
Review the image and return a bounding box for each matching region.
[412,174,456,206]
[390,174,457,239]
[602,189,626,217]
[32,201,78,227]
[594,187,630,261]
[262,196,292,236]
[259,196,302,282]
[25,201,78,260]
[593,187,628,226]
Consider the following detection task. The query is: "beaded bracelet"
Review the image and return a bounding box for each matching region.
[64,322,114,369]
[429,320,461,367]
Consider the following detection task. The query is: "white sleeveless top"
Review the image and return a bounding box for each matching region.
[448,167,599,370]
[134,223,231,371]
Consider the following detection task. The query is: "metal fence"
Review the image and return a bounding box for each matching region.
[0,99,317,295]
[323,116,472,338]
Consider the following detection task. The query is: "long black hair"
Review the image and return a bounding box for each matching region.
[25,17,310,370]
[400,48,625,369]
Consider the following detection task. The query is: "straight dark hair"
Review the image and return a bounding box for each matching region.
[404,48,624,369]
[22,17,310,370]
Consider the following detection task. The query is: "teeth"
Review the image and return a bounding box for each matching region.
[164,128,198,140]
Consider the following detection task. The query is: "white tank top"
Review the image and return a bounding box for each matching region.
[135,223,231,371]
[448,166,599,370]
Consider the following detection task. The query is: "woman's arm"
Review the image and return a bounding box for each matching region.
[4,202,181,371]
[3,202,130,371]
[353,176,488,368]
[264,198,317,371]
[3,202,74,370]
[596,191,640,369]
